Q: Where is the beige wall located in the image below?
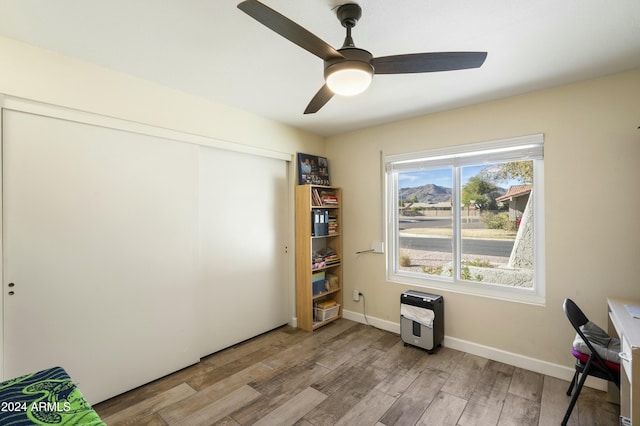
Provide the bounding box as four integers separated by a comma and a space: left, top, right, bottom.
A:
0, 36, 324, 155
326, 69, 640, 369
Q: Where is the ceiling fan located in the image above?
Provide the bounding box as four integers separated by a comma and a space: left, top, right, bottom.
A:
237, 0, 487, 114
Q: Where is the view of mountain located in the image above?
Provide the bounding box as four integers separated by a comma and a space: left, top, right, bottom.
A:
399, 184, 452, 204
399, 183, 506, 204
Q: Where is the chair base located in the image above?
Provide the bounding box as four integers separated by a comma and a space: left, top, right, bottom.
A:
566, 370, 579, 396
562, 358, 620, 426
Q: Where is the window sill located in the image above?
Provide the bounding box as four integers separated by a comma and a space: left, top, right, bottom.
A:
388, 272, 546, 307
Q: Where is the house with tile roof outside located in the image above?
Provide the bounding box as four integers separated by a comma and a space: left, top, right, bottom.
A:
496, 184, 533, 227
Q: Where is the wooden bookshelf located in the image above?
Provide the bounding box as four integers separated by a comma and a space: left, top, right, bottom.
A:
295, 185, 343, 331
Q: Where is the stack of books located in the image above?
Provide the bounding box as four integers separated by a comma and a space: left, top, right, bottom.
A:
312, 188, 338, 207
319, 191, 338, 206
311, 247, 339, 268
328, 215, 338, 234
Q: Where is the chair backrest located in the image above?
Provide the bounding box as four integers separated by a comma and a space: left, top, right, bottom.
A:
563, 298, 618, 380
564, 298, 589, 330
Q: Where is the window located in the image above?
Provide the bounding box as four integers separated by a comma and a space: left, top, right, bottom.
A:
385, 134, 544, 304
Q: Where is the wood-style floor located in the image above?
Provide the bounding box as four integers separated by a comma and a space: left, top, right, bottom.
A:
94, 319, 619, 426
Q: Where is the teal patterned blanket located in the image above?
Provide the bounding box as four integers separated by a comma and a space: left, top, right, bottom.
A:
0, 367, 105, 425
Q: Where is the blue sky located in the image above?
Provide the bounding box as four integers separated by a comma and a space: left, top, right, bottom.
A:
399, 165, 484, 189
398, 165, 521, 189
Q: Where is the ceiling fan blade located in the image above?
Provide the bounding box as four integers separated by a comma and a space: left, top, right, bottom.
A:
304, 84, 334, 114
372, 52, 487, 74
238, 0, 344, 61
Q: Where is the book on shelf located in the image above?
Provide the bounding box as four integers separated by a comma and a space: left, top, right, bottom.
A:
311, 188, 338, 207
311, 247, 340, 269
311, 188, 323, 206
328, 215, 338, 234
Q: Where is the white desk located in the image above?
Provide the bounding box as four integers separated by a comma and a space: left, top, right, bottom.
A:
608, 298, 640, 424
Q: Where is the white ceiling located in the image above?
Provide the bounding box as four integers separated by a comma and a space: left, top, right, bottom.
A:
1, 0, 639, 136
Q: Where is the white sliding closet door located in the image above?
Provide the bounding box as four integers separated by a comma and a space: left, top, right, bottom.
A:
198, 146, 289, 357
2, 110, 200, 403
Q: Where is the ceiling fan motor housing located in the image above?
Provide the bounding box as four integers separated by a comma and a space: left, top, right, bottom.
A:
324, 47, 373, 78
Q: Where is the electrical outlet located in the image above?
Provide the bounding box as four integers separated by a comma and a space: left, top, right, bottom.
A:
353, 289, 360, 302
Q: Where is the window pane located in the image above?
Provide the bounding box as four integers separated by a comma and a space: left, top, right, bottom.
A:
459, 161, 534, 287
396, 168, 453, 276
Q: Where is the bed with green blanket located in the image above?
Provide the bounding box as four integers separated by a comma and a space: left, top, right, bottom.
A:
0, 366, 105, 425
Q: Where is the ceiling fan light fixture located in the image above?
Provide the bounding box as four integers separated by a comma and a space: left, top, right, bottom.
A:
325, 60, 373, 96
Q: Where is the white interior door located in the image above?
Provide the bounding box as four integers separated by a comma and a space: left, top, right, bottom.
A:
198, 146, 289, 357
2, 109, 200, 403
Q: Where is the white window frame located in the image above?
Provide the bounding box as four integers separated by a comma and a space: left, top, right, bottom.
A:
385, 134, 545, 305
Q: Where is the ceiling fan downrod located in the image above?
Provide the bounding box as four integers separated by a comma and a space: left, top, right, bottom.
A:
337, 3, 361, 48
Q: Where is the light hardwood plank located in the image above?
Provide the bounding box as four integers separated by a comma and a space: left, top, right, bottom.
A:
231, 362, 332, 425
416, 391, 467, 426
210, 417, 240, 426
303, 365, 388, 426
127, 413, 172, 426
315, 324, 386, 370
102, 383, 196, 426
170, 384, 261, 426
412, 345, 466, 374
508, 367, 544, 403
186, 343, 283, 391
374, 367, 421, 399
458, 401, 501, 426
371, 330, 406, 352
334, 389, 397, 426
371, 340, 424, 374
497, 392, 540, 426
575, 385, 620, 426
252, 387, 327, 426
468, 359, 514, 409
94, 361, 205, 418
311, 346, 384, 396
259, 331, 329, 371
379, 368, 449, 426
538, 375, 578, 426
440, 352, 489, 400
200, 327, 297, 369
157, 362, 273, 424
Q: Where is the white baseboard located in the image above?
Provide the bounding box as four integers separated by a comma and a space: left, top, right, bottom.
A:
342, 309, 607, 391
342, 309, 400, 334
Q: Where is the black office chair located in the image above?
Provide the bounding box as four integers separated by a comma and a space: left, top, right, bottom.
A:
562, 298, 620, 426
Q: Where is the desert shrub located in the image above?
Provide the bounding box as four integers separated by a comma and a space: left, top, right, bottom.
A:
461, 265, 484, 282
422, 265, 443, 275
481, 212, 510, 230
466, 258, 492, 268
399, 253, 411, 267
